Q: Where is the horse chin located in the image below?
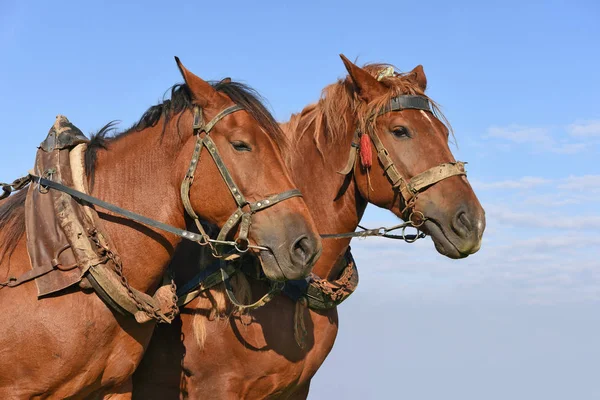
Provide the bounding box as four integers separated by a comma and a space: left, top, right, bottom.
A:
422, 219, 470, 259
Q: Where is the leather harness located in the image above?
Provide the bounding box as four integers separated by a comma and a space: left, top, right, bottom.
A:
181, 105, 302, 254
339, 94, 467, 220
1, 104, 303, 323
0, 94, 469, 326
171, 94, 470, 315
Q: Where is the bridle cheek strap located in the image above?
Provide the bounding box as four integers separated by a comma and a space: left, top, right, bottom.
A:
368, 127, 466, 203
180, 105, 244, 222
180, 105, 303, 253
216, 189, 303, 245
338, 94, 467, 213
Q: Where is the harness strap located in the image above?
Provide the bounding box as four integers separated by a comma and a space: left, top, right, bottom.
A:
221, 268, 284, 312
405, 162, 466, 198
202, 134, 247, 208
176, 255, 240, 307
368, 130, 405, 189
216, 189, 303, 244
86, 263, 172, 323
31, 175, 206, 243
0, 175, 31, 200
181, 105, 245, 222
379, 94, 432, 115
337, 130, 360, 176
182, 104, 303, 255
1, 263, 55, 287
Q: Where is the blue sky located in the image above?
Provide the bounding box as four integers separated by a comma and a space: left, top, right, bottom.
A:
1, 1, 599, 398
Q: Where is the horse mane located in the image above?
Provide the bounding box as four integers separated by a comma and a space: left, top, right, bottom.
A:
85, 80, 286, 184
0, 190, 27, 264
284, 63, 452, 151
0, 80, 284, 264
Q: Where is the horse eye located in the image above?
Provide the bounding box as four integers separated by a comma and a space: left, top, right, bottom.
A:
231, 140, 252, 152
391, 126, 411, 138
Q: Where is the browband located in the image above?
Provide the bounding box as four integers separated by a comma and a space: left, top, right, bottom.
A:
379, 95, 432, 115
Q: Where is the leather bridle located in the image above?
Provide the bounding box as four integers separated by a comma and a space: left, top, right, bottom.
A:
4, 104, 303, 258
339, 94, 467, 226
180, 104, 303, 255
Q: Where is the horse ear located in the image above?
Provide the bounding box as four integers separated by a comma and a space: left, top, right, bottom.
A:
339, 54, 386, 103
174, 57, 226, 108
407, 65, 427, 92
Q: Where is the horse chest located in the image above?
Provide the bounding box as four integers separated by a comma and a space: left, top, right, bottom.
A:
182, 305, 339, 399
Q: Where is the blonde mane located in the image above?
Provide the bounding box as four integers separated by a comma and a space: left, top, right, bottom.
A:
282, 63, 452, 153
193, 62, 453, 349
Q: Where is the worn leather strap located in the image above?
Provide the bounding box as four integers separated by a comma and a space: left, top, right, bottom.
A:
404, 162, 466, 198
31, 175, 206, 242
182, 104, 303, 254
339, 95, 467, 206
86, 263, 171, 323
181, 105, 245, 221
368, 130, 405, 188
337, 131, 360, 176
0, 175, 31, 200
216, 189, 303, 243
2, 263, 55, 287
221, 268, 284, 311
379, 94, 432, 115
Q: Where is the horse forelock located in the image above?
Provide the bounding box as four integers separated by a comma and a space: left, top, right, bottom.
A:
287, 62, 453, 152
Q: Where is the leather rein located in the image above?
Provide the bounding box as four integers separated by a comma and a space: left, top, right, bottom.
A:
0, 104, 302, 290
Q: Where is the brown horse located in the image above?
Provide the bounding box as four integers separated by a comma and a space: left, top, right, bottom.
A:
0, 59, 322, 398
132, 55, 486, 399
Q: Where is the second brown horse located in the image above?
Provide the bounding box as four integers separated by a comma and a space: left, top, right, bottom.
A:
132, 55, 485, 399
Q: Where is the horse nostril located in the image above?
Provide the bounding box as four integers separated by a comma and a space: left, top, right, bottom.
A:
292, 236, 310, 264
459, 212, 472, 231
452, 211, 472, 238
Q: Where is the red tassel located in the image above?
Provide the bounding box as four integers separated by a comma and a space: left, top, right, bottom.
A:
359, 134, 372, 168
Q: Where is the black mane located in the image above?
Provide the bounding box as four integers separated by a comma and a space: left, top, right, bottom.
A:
0, 80, 284, 260
85, 80, 285, 185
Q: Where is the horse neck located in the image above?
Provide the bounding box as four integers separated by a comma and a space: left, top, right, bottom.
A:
285, 109, 367, 281
90, 122, 187, 293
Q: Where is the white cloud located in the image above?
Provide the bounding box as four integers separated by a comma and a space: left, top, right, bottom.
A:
487, 206, 600, 230
568, 120, 600, 137
558, 175, 600, 192
551, 142, 588, 154
472, 176, 551, 190
487, 125, 553, 146
522, 193, 597, 206
473, 174, 600, 206
485, 123, 592, 154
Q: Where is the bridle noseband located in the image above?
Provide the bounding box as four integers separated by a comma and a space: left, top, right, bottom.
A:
180, 104, 302, 255
340, 94, 467, 225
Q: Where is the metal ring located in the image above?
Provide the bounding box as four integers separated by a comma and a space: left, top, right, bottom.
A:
401, 225, 420, 243
408, 211, 426, 228
234, 238, 250, 253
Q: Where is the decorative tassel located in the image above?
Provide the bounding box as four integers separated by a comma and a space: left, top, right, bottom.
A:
359, 134, 372, 169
